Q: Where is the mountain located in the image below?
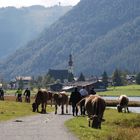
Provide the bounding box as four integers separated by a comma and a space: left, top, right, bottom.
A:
1, 0, 140, 80
0, 5, 72, 59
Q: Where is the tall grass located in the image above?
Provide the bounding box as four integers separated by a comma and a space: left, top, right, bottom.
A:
65, 109, 140, 140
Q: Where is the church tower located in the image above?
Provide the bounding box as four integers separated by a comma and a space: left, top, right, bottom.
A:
68, 54, 73, 74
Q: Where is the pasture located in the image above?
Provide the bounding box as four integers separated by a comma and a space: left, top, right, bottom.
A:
65, 108, 140, 140
98, 85, 140, 96
0, 96, 54, 121
5, 89, 38, 95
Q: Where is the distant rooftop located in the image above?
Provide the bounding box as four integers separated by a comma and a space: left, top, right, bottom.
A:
16, 76, 32, 81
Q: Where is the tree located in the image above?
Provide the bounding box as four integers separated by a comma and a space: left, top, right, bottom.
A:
102, 71, 108, 88
36, 76, 43, 88
29, 76, 35, 90
42, 74, 55, 88
112, 69, 123, 86
136, 72, 140, 84
78, 72, 85, 81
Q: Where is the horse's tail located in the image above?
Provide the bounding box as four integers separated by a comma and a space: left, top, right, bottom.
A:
76, 97, 86, 107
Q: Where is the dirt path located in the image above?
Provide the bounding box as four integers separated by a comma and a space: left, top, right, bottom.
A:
0, 107, 79, 140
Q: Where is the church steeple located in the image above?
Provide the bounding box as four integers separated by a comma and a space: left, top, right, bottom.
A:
68, 54, 73, 74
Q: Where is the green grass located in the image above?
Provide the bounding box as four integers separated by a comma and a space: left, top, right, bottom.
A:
0, 101, 54, 121
5, 89, 38, 95
65, 109, 140, 140
98, 85, 140, 96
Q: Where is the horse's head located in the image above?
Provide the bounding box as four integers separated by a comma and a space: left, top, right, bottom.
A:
117, 104, 122, 112
32, 102, 37, 112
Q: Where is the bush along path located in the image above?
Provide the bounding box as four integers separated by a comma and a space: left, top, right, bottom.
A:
0, 107, 79, 140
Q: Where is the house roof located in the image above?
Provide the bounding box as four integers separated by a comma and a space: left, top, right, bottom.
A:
16, 76, 32, 81
65, 80, 98, 87
48, 69, 69, 80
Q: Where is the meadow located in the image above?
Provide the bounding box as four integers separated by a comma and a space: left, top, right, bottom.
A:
0, 85, 140, 140
97, 85, 140, 96
65, 85, 140, 140
65, 109, 140, 140
4, 84, 140, 97
0, 97, 54, 121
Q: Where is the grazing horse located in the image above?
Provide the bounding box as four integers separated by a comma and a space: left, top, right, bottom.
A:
32, 89, 49, 113
117, 95, 129, 113
77, 95, 106, 129
53, 92, 69, 114
47, 91, 53, 106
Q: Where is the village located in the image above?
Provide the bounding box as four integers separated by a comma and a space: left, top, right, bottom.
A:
0, 54, 138, 93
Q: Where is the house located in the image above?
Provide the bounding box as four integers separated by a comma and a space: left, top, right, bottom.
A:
126, 75, 136, 84
14, 76, 32, 89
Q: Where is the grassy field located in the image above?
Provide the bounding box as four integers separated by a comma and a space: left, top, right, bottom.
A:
5, 89, 38, 95
0, 88, 54, 121
4, 85, 140, 97
0, 100, 54, 122
97, 85, 140, 96
65, 109, 140, 140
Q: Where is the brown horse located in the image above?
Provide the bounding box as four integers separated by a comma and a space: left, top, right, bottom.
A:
53, 92, 69, 114
32, 89, 51, 113
77, 95, 106, 129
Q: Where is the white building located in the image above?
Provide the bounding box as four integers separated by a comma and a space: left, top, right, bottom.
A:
15, 76, 32, 89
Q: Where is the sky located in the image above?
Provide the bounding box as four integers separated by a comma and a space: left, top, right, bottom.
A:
0, 0, 80, 8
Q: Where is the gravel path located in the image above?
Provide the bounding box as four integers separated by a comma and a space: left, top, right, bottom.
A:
0, 107, 79, 140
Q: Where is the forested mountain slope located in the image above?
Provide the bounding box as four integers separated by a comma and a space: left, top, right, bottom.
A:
0, 5, 71, 59
1, 0, 140, 79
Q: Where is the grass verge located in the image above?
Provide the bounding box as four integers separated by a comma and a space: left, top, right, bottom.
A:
0, 100, 54, 122
65, 108, 140, 140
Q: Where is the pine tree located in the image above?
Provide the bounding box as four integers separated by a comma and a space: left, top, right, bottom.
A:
112, 69, 123, 86
36, 76, 43, 88
78, 72, 85, 81
102, 71, 108, 88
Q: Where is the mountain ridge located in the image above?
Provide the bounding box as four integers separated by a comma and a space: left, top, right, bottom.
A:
1, 0, 140, 79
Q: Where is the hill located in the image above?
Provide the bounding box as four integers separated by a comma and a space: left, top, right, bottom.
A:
0, 5, 72, 59
1, 0, 140, 79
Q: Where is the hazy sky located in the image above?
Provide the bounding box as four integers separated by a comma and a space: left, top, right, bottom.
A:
0, 0, 80, 8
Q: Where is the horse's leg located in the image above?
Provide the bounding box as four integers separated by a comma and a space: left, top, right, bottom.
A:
41, 103, 46, 114
76, 105, 78, 116
127, 106, 129, 113
37, 104, 39, 112
41, 103, 44, 113
88, 118, 91, 127
61, 104, 64, 114
55, 104, 57, 114
44, 102, 47, 113
51, 99, 52, 107
66, 102, 68, 114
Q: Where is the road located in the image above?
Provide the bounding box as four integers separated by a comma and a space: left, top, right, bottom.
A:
0, 107, 79, 140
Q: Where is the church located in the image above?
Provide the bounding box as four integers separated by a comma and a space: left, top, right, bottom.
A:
47, 54, 74, 83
